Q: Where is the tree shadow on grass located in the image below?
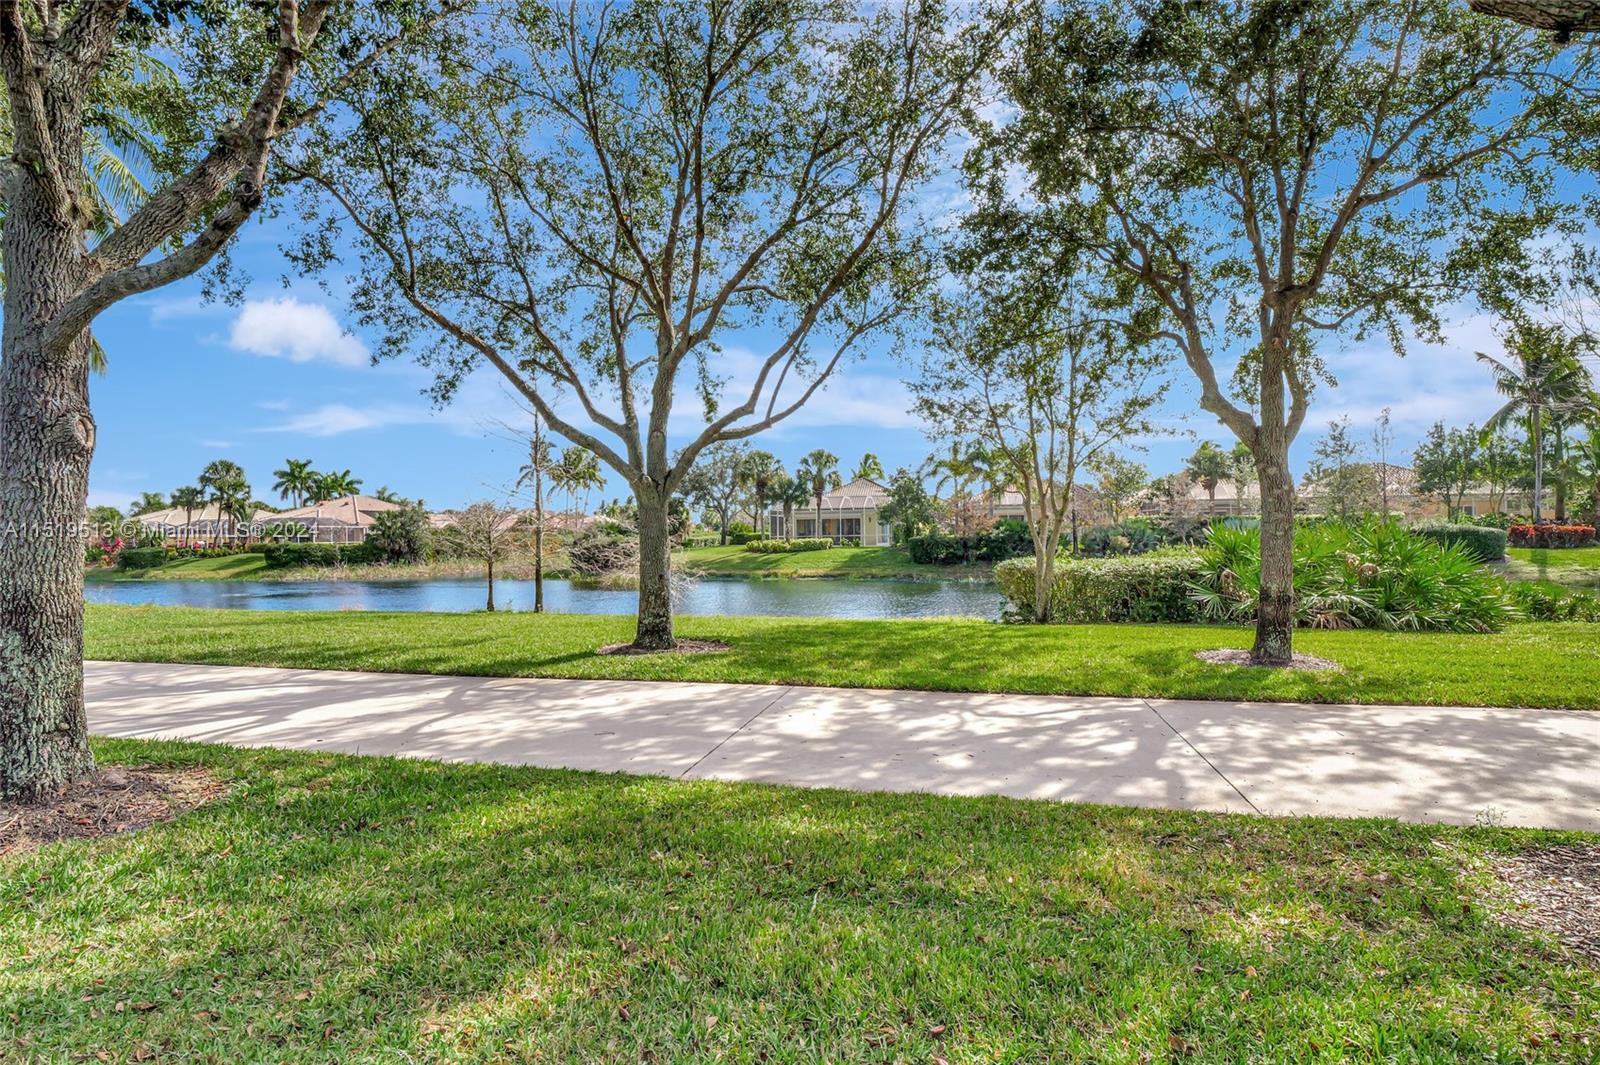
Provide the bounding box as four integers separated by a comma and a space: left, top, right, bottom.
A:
5, 745, 1595, 1061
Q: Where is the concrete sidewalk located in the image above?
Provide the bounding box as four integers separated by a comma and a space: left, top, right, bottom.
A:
85, 661, 1600, 831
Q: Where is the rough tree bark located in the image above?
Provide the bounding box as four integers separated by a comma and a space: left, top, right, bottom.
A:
1469, 0, 1600, 39
634, 484, 675, 650
0, 0, 422, 801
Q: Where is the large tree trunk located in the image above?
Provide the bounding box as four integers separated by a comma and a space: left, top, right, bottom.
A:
1252, 445, 1296, 666
0, 190, 98, 801
1031, 540, 1056, 623
633, 487, 675, 650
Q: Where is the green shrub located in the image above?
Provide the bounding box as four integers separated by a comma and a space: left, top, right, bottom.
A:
1192, 521, 1510, 632
262, 542, 344, 568
995, 553, 1206, 623
1509, 582, 1600, 622
975, 518, 1032, 561
117, 546, 167, 570
743, 537, 831, 553
727, 522, 761, 545
1411, 522, 1507, 561
1080, 517, 1164, 557
368, 505, 429, 562
908, 533, 965, 565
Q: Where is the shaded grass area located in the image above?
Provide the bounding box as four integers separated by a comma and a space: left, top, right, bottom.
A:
1505, 547, 1600, 592
2, 738, 1595, 1063
85, 604, 1600, 709
676, 544, 992, 580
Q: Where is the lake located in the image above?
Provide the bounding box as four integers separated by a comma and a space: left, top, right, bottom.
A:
85, 575, 1004, 620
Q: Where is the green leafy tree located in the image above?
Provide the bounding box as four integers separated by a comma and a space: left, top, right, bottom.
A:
0, 2, 450, 800
877, 468, 941, 543
681, 443, 752, 546
914, 255, 1168, 619
1413, 422, 1482, 521
796, 449, 842, 539
272, 459, 317, 508
1183, 442, 1234, 510
287, 2, 999, 650
369, 504, 428, 563
1304, 416, 1378, 522
1092, 453, 1148, 523
1228, 442, 1257, 516
990, 0, 1595, 663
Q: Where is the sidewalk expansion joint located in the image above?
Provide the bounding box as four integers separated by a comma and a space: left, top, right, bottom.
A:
679, 686, 794, 779
1142, 698, 1263, 816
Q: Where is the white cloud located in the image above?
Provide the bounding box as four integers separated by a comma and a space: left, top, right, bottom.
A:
199, 439, 237, 449
262, 403, 426, 437
228, 297, 368, 367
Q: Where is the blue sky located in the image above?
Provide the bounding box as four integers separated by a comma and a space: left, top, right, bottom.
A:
84, 183, 1572, 515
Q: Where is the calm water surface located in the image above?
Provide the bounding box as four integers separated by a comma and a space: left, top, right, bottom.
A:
86, 575, 1003, 620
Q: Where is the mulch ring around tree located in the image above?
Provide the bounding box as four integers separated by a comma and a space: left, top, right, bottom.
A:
0, 767, 224, 860
1494, 844, 1600, 965
1194, 648, 1344, 672
597, 639, 731, 656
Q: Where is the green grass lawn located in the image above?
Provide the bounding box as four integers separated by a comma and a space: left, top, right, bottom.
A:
1502, 547, 1600, 592
676, 543, 991, 580
85, 553, 271, 581
2, 738, 1595, 1063
85, 604, 1600, 709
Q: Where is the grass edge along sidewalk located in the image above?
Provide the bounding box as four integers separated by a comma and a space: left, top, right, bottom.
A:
84, 604, 1600, 710
2, 738, 1597, 1062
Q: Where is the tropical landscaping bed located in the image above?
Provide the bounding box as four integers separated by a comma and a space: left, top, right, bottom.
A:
3, 739, 1598, 1062
85, 605, 1600, 709
87, 552, 574, 584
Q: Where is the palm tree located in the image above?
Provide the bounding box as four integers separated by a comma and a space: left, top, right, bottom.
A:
0, 51, 177, 374
170, 485, 205, 547
741, 450, 785, 533
198, 460, 250, 543
515, 418, 556, 612
553, 446, 605, 514
1477, 319, 1595, 523
853, 452, 885, 482
772, 474, 811, 539
926, 441, 983, 499
129, 491, 167, 517
796, 449, 841, 539
311, 470, 364, 503
272, 459, 317, 508
1185, 441, 1234, 509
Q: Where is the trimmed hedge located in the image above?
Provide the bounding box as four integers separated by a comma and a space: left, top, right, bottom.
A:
743, 537, 831, 553
995, 553, 1206, 623
116, 546, 168, 570
1410, 522, 1507, 562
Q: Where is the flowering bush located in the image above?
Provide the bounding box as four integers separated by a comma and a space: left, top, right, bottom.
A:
1508, 524, 1596, 549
